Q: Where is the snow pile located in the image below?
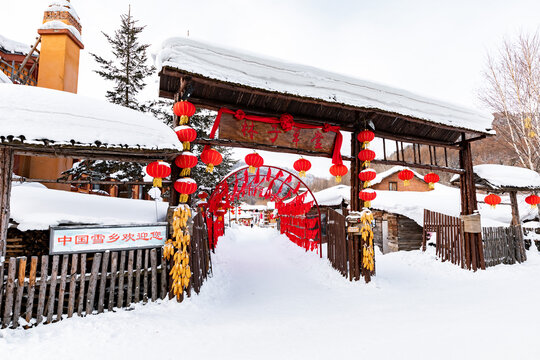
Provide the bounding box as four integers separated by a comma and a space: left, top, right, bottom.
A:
10, 183, 168, 231
2, 226, 539, 359
0, 84, 181, 151
39, 20, 83, 45
157, 37, 493, 134
473, 164, 540, 190
0, 34, 32, 55
371, 165, 425, 186
308, 184, 350, 207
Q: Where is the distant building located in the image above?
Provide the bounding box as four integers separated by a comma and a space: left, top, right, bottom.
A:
371, 166, 431, 192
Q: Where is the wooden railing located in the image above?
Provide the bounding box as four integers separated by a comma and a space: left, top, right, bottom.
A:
326, 209, 348, 277
0, 247, 168, 329
423, 209, 465, 268
483, 226, 527, 267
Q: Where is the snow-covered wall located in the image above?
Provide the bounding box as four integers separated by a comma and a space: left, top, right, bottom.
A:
157, 37, 493, 134
0, 84, 181, 151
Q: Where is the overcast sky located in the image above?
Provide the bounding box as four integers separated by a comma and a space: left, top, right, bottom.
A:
2, 0, 540, 177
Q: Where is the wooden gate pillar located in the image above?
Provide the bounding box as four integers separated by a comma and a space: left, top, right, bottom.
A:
0, 146, 14, 263
458, 136, 485, 270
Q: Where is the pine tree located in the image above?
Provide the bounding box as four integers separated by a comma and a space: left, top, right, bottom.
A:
91, 7, 155, 110
64, 8, 155, 190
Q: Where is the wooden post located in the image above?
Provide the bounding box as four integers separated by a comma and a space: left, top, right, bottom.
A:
458, 136, 485, 270
0, 146, 14, 264
509, 191, 521, 226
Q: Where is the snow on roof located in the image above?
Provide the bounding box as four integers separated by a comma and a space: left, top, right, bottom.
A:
371, 166, 425, 186
0, 84, 182, 151
157, 37, 493, 134
0, 71, 12, 84
39, 20, 82, 45
309, 185, 350, 207
10, 183, 168, 231
0, 34, 33, 56
473, 164, 540, 190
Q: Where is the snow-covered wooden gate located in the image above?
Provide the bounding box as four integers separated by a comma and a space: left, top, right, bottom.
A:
326, 209, 348, 277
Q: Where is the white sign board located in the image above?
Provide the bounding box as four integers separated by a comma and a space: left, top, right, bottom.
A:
49, 223, 168, 255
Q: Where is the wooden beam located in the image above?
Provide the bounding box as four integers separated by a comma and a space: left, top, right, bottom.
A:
371, 159, 465, 175
509, 191, 521, 226
189, 97, 354, 130
0, 146, 14, 263
15, 178, 170, 186
375, 130, 461, 149
194, 137, 355, 162
3, 143, 178, 163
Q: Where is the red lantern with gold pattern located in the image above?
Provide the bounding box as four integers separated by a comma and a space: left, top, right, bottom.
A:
174, 152, 198, 177
174, 178, 197, 203
357, 130, 375, 147
359, 189, 377, 208
329, 164, 348, 183
525, 194, 540, 208
358, 149, 376, 167
175, 125, 197, 150
173, 101, 196, 125
293, 158, 312, 178
245, 152, 264, 174
484, 194, 501, 209
359, 169, 377, 188
424, 173, 440, 190
145, 161, 171, 188
398, 169, 414, 186
201, 148, 222, 173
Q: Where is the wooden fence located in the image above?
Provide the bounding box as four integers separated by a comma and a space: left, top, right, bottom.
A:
483, 226, 527, 267
326, 209, 348, 277
0, 213, 212, 329
0, 247, 168, 329
423, 209, 465, 268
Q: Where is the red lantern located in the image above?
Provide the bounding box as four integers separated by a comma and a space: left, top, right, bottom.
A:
201, 148, 223, 173
197, 200, 208, 211
398, 169, 414, 186
245, 152, 264, 174
174, 178, 197, 203
329, 164, 348, 183
424, 173, 440, 190
145, 161, 171, 188
173, 101, 196, 125
216, 209, 227, 221
484, 194, 501, 209
359, 189, 377, 208
357, 130, 375, 147
293, 158, 312, 177
174, 152, 198, 177
197, 191, 209, 200
525, 194, 540, 208
358, 169, 377, 188
174, 126, 197, 150
358, 149, 376, 167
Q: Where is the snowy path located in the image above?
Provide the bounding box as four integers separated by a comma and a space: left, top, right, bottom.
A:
2, 226, 540, 359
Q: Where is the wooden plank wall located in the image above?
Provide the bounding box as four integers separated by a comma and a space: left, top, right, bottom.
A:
0, 247, 169, 329
482, 226, 527, 267
423, 209, 465, 268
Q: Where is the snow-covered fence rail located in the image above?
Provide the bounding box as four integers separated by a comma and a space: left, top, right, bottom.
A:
0, 247, 168, 329
482, 226, 527, 267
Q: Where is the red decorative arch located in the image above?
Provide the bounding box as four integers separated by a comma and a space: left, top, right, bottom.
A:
205, 165, 323, 257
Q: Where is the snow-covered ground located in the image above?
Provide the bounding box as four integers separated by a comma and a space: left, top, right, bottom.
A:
2, 226, 539, 359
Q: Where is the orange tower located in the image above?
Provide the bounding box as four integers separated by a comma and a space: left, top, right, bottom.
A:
17, 1, 84, 189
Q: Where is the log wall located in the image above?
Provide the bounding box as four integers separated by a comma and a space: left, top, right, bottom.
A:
482, 226, 527, 267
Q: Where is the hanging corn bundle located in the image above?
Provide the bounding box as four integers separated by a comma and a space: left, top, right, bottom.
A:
164, 205, 192, 300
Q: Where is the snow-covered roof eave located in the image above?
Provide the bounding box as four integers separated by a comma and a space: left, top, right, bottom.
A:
0, 84, 182, 152
157, 37, 494, 135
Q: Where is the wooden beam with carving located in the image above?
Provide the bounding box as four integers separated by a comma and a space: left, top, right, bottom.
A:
218, 112, 337, 156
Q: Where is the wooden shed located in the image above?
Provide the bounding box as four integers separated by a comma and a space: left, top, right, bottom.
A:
372, 210, 423, 253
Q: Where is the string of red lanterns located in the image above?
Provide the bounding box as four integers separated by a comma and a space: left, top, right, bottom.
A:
398, 169, 414, 186
145, 161, 171, 188
175, 152, 198, 177
484, 193, 501, 209
424, 172, 440, 190
525, 194, 540, 208
201, 148, 223, 173
329, 164, 348, 183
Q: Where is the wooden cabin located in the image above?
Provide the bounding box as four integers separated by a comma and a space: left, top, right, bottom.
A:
372, 210, 424, 253
371, 166, 431, 192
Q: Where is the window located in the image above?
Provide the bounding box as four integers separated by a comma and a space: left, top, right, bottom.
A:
389, 182, 398, 191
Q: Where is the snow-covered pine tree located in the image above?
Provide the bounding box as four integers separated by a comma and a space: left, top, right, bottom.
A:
64, 8, 155, 193
91, 6, 155, 110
